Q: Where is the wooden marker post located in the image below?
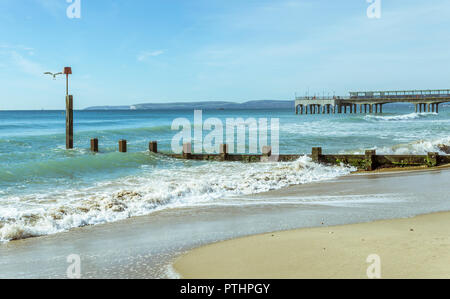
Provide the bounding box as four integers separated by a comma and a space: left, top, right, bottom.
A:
64, 67, 73, 149
66, 95, 73, 149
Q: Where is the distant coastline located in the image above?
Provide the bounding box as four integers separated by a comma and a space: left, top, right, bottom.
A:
84, 100, 293, 111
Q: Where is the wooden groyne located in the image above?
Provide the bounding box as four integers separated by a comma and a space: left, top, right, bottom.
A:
89, 139, 450, 171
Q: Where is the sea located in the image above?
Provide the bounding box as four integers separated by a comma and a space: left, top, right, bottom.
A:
1, 104, 449, 242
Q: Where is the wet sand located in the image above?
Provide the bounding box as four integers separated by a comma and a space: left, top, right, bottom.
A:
1, 167, 450, 278
174, 212, 450, 279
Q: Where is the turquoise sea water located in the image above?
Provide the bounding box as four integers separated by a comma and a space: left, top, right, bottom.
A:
0, 104, 449, 241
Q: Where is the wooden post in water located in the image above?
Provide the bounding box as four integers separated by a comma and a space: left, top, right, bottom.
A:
64, 67, 73, 149
149, 141, 158, 153
220, 144, 228, 161
261, 145, 272, 162
65, 95, 73, 149
183, 142, 192, 159
427, 152, 439, 167
119, 140, 127, 153
90, 138, 98, 152
312, 147, 322, 163
365, 150, 377, 171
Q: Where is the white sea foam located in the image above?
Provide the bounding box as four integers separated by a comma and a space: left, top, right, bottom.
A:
371, 136, 450, 155
0, 156, 355, 242
364, 112, 437, 122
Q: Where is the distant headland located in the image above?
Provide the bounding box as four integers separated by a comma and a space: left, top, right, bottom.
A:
84, 100, 293, 111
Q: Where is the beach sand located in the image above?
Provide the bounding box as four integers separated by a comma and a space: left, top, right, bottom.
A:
174, 212, 450, 279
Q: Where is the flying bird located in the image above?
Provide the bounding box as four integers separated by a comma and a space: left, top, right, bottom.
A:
44, 72, 63, 80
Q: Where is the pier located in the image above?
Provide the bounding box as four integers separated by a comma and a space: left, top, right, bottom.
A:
295, 89, 450, 115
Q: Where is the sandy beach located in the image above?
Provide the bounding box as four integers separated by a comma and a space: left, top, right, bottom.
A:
174, 211, 450, 279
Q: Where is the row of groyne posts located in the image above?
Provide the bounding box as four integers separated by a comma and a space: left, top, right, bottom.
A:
85, 139, 449, 171
295, 89, 450, 115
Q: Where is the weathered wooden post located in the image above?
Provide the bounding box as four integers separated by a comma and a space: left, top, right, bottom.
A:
261, 145, 272, 162
312, 147, 322, 163
119, 140, 127, 153
183, 142, 192, 159
64, 67, 73, 149
65, 95, 73, 149
220, 144, 228, 161
365, 150, 377, 171
149, 141, 158, 153
90, 138, 98, 153
427, 152, 439, 167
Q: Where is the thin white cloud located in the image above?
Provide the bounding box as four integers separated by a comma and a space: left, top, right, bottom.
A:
10, 51, 44, 76
137, 50, 165, 61
33, 0, 65, 17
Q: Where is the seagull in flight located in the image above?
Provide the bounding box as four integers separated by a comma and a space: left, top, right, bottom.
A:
44, 72, 63, 80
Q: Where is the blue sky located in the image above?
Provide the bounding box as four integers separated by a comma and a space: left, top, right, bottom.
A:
0, 0, 450, 110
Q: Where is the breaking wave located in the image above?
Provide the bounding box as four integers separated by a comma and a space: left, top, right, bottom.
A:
364, 112, 437, 122
0, 156, 355, 242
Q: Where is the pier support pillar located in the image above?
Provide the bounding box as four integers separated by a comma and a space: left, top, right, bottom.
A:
66, 95, 74, 149
436, 103, 439, 113
415, 104, 418, 113
183, 143, 192, 159
427, 152, 439, 167
327, 104, 330, 114
119, 140, 127, 153
365, 150, 377, 171
380, 104, 383, 114
312, 147, 322, 163
90, 138, 98, 153
149, 141, 158, 153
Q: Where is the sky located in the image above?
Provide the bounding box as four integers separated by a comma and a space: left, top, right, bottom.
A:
0, 0, 450, 110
